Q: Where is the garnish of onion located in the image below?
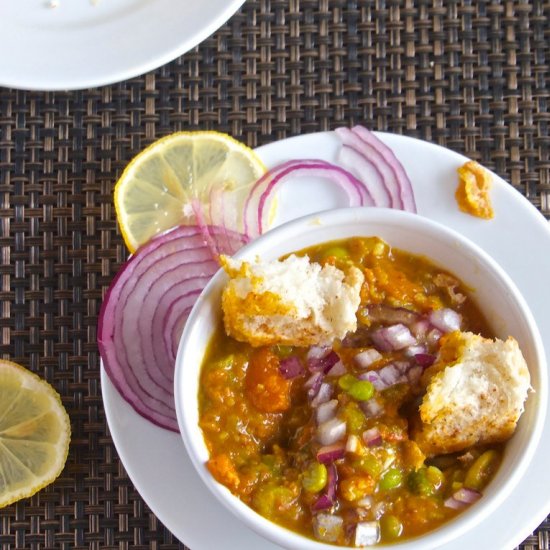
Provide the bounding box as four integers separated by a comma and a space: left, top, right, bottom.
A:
98, 225, 247, 431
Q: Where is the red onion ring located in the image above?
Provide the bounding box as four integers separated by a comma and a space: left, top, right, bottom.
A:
98, 225, 247, 431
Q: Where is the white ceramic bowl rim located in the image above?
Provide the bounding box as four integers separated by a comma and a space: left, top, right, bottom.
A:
175, 207, 547, 550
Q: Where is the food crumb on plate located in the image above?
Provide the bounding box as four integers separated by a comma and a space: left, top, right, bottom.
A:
455, 160, 494, 220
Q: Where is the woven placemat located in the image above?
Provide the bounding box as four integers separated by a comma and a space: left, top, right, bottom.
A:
0, 0, 549, 548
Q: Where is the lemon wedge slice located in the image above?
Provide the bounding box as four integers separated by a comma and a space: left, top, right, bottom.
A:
0, 359, 71, 507
114, 131, 266, 253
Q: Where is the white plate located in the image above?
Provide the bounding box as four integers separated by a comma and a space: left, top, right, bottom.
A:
0, 0, 245, 91
101, 131, 550, 550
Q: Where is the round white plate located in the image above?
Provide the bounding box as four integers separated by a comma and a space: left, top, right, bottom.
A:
0, 0, 245, 91
101, 131, 550, 550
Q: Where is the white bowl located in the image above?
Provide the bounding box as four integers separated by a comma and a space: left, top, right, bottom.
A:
175, 207, 547, 550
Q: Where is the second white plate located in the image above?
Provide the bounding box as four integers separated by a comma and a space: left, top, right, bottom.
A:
0, 0, 245, 90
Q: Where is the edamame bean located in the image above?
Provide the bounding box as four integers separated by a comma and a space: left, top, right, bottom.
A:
322, 246, 349, 260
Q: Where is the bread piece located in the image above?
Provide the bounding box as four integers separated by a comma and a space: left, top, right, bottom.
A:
412, 331, 530, 456
221, 254, 364, 347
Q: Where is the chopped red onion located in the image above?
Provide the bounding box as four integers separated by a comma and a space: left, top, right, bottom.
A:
307, 345, 330, 361
360, 398, 384, 418
429, 308, 462, 333
410, 318, 430, 339
359, 361, 412, 390
312, 512, 343, 541
308, 350, 340, 373
317, 417, 347, 446
404, 344, 427, 357
414, 353, 436, 368
311, 382, 333, 407
317, 443, 346, 464
444, 487, 482, 509
311, 495, 335, 512
454, 487, 482, 504
362, 427, 382, 447
305, 372, 324, 399
326, 463, 338, 500
326, 360, 347, 377
371, 324, 417, 352
353, 521, 380, 547
278, 356, 304, 379
316, 399, 339, 424
345, 434, 361, 453
354, 349, 382, 369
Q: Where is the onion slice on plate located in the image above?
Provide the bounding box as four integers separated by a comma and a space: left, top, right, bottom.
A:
98, 225, 247, 432
242, 159, 375, 238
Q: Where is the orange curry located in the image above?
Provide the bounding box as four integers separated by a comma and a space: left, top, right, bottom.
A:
198, 237, 501, 546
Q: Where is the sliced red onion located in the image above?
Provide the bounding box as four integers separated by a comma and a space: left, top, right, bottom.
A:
353, 521, 380, 547
414, 353, 436, 368
305, 372, 324, 399
279, 356, 305, 379
429, 308, 462, 333
360, 398, 384, 418
243, 159, 375, 239
311, 495, 335, 512
354, 348, 383, 369
336, 144, 391, 208
345, 434, 361, 453
317, 443, 346, 464
98, 225, 247, 432
363, 304, 420, 327
316, 399, 339, 424
362, 427, 383, 447
311, 382, 333, 407
308, 350, 340, 373
317, 417, 347, 446
326, 360, 347, 377
351, 125, 417, 212
326, 463, 338, 500
371, 324, 417, 352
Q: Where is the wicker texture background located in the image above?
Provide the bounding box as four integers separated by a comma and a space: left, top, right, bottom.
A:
0, 0, 549, 548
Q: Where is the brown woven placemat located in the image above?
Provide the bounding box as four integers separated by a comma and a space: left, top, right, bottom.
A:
0, 0, 549, 548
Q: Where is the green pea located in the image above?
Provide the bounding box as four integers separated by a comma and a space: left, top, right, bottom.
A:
302, 462, 328, 493
252, 483, 296, 519
348, 380, 375, 401
338, 374, 357, 391
426, 465, 445, 488
341, 402, 366, 434
379, 468, 403, 490
322, 246, 349, 260
355, 454, 382, 478
464, 450, 500, 490
380, 514, 403, 540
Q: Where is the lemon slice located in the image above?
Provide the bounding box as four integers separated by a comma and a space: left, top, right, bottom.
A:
114, 131, 267, 253
0, 360, 71, 507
